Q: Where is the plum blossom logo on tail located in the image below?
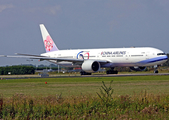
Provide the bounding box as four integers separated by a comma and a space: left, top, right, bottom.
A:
44, 36, 53, 51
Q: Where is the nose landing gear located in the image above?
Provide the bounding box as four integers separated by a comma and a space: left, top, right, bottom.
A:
154, 65, 159, 73
154, 69, 158, 73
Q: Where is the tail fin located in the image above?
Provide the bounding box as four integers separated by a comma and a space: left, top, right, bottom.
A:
40, 24, 59, 52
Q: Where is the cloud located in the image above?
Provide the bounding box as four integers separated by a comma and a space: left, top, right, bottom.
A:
28, 5, 61, 15
108, 20, 119, 31
46, 5, 61, 15
0, 4, 14, 13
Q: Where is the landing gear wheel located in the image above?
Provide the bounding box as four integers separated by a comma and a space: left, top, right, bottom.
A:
80, 71, 91, 75
154, 70, 158, 73
106, 70, 118, 74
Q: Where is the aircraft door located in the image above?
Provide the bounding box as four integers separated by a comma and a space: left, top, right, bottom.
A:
146, 51, 150, 60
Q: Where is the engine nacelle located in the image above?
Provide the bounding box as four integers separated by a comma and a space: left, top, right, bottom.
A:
81, 60, 100, 73
130, 66, 146, 71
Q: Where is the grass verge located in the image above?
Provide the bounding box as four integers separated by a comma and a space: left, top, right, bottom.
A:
0, 75, 169, 119
0, 89, 169, 119
0, 75, 169, 97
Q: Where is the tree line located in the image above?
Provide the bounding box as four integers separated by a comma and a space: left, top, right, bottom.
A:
0, 66, 35, 75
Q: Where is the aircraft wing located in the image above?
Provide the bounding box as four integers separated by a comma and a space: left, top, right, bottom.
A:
5, 55, 84, 62
3, 53, 109, 63
0, 55, 6, 57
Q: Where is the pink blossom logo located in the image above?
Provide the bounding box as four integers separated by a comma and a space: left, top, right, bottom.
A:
44, 36, 53, 51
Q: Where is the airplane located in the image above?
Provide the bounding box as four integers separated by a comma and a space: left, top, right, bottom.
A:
4, 24, 168, 75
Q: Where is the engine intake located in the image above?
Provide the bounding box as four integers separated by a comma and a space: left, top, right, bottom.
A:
81, 60, 100, 73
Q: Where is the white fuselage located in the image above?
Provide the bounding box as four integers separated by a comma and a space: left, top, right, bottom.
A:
41, 47, 168, 68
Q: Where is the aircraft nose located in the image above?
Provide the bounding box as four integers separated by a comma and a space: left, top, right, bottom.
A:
164, 54, 168, 61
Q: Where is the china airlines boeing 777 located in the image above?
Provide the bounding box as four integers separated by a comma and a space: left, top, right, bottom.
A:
5, 24, 168, 75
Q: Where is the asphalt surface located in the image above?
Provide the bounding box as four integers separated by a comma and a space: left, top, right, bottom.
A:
89, 73, 169, 77
1, 73, 169, 80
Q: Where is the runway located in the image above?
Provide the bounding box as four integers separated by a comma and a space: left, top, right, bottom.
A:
87, 73, 169, 77
1, 73, 169, 79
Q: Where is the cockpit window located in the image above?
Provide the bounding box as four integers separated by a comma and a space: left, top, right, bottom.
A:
157, 53, 166, 55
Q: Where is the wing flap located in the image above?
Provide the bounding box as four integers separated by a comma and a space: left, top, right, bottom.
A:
15, 53, 46, 57
6, 55, 84, 62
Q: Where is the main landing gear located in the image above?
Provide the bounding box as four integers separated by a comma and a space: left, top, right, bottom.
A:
106, 68, 118, 74
80, 71, 91, 75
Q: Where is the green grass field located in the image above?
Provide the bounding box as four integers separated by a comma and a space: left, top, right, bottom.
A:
0, 75, 169, 97
1, 75, 169, 119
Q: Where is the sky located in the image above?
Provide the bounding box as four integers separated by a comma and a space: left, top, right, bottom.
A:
0, 0, 169, 66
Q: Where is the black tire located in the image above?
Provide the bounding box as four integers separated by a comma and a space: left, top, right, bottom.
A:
106, 70, 118, 74
80, 71, 91, 75
154, 70, 158, 73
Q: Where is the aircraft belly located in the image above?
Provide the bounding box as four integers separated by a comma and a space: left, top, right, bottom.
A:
52, 61, 80, 67
141, 60, 167, 66
137, 56, 168, 66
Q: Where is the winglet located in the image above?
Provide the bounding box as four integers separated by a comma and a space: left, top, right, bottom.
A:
40, 24, 59, 52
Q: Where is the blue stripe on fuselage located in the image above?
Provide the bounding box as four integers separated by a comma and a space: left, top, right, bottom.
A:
138, 55, 168, 64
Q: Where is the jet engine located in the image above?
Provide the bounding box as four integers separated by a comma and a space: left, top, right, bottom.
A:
130, 66, 146, 71
81, 60, 100, 73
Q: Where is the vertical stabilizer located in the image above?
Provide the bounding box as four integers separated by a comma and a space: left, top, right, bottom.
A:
40, 24, 59, 52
